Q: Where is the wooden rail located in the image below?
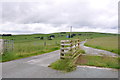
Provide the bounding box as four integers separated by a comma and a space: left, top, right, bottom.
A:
60, 39, 80, 59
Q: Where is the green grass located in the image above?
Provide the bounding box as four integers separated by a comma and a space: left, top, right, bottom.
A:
84, 36, 119, 55
76, 55, 120, 69
49, 49, 86, 72
49, 58, 76, 72
1, 39, 61, 62
1, 45, 60, 62
0, 32, 118, 62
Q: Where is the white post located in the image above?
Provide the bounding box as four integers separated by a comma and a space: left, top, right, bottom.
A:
70, 26, 72, 38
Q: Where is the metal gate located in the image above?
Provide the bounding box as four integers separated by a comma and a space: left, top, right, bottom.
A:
0, 39, 14, 54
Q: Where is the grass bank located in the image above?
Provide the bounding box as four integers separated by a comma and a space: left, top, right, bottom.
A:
76, 55, 120, 69
49, 58, 76, 72
1, 45, 59, 62
84, 36, 119, 55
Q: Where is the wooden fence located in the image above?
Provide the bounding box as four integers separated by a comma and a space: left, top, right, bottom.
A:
60, 39, 80, 59
0, 39, 14, 54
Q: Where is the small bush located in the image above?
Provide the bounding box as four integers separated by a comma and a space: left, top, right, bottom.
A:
49, 58, 76, 72
79, 50, 85, 54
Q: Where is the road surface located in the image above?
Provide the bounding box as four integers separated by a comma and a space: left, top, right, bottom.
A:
1, 42, 119, 78
80, 40, 119, 57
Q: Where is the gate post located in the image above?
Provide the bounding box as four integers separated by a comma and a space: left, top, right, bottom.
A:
0, 39, 4, 54
60, 40, 65, 59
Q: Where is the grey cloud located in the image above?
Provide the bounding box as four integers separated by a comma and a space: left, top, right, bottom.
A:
0, 0, 119, 34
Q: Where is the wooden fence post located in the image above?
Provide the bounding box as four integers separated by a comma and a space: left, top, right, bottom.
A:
60, 39, 80, 59
44, 41, 46, 46
55, 41, 57, 45
60, 41, 65, 59
75, 40, 77, 50
11, 40, 14, 51
70, 40, 73, 52
78, 39, 80, 48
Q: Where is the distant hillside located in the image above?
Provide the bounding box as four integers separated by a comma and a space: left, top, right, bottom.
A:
1, 32, 117, 42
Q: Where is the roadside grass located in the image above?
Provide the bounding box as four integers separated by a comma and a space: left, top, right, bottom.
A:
1, 45, 59, 62
49, 58, 76, 72
84, 36, 119, 55
76, 55, 120, 69
49, 49, 85, 72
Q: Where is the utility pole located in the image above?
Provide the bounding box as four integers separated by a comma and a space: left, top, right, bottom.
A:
70, 26, 72, 38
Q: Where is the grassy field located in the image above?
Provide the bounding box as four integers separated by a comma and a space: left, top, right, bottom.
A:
76, 55, 120, 69
84, 36, 119, 55
0, 32, 117, 62
1, 39, 61, 62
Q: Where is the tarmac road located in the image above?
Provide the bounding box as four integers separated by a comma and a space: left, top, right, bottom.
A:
1, 42, 118, 78
80, 40, 119, 57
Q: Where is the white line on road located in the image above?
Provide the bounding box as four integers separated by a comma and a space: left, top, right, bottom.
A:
77, 66, 118, 71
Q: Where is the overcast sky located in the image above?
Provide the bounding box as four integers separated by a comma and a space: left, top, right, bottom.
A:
0, 0, 119, 34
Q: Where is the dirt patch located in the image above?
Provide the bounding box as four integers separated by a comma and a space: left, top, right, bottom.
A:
75, 55, 120, 69
75, 55, 88, 64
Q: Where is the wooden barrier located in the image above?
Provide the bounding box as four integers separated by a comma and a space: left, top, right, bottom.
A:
60, 39, 80, 59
